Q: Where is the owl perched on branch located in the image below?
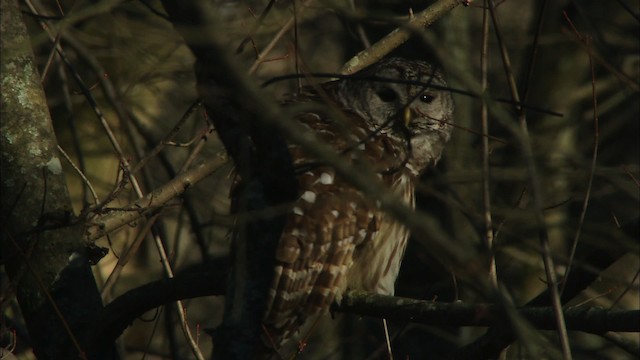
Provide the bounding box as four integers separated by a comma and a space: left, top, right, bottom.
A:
218, 57, 454, 359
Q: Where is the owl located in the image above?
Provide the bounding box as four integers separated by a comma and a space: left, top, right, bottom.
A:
221, 57, 454, 359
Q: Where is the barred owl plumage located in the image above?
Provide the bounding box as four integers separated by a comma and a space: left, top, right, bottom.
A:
252, 57, 454, 355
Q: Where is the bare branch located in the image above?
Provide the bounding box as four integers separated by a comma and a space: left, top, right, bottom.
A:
341, 0, 465, 75
334, 291, 640, 334
89, 276, 639, 355
85, 154, 228, 241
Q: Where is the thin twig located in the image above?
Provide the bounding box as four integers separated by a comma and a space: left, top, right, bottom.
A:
488, 1, 572, 358
100, 214, 160, 301
150, 226, 206, 360
177, 123, 215, 174
349, 0, 371, 48
480, 0, 497, 288
86, 154, 228, 241
40, 32, 61, 83
561, 30, 640, 92
236, 0, 278, 54
560, 12, 599, 298
57, 145, 100, 205
247, 0, 314, 75
519, 0, 548, 106
131, 100, 203, 174
609, 268, 640, 310
382, 318, 394, 360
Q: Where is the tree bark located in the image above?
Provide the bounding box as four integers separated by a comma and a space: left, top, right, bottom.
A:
0, 1, 115, 358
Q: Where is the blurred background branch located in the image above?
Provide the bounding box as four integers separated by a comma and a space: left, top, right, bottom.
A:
1, 0, 637, 359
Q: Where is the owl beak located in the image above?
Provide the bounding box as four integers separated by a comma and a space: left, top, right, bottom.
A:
403, 107, 413, 126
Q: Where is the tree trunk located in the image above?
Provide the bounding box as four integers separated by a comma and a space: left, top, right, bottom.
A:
0, 1, 116, 358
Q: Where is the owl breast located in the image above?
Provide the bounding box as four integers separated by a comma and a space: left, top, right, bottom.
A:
346, 172, 414, 295
261, 109, 414, 342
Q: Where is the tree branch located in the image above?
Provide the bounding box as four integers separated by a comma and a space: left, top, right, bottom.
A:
86, 269, 227, 353
84, 154, 228, 242
335, 291, 640, 334
341, 0, 465, 74
450, 248, 628, 359
86, 275, 639, 354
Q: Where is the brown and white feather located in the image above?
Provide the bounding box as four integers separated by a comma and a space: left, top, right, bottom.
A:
259, 57, 454, 353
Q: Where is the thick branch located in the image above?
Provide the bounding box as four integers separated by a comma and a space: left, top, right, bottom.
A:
450, 249, 627, 359
334, 291, 640, 334
86, 270, 227, 353
88, 275, 639, 353
84, 154, 227, 241
341, 0, 464, 74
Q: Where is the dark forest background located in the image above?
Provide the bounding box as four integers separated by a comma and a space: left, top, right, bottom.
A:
1, 0, 638, 359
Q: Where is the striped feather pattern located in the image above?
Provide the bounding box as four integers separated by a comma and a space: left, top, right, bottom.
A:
257, 58, 454, 356
261, 106, 415, 348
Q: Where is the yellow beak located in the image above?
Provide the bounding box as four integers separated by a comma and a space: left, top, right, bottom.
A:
403, 107, 412, 127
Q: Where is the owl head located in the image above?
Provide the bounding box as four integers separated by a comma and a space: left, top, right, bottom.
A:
332, 57, 454, 174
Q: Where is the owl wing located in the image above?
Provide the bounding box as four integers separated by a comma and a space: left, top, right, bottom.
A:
261, 105, 407, 346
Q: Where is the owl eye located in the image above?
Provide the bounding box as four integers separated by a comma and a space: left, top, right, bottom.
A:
376, 87, 398, 103
420, 93, 436, 103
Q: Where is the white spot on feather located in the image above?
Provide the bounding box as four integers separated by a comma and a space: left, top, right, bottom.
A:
304, 113, 322, 121
319, 243, 331, 253
406, 163, 419, 176
293, 206, 304, 216
316, 287, 331, 296
301, 190, 316, 203
327, 264, 341, 275
319, 172, 334, 185
274, 265, 283, 276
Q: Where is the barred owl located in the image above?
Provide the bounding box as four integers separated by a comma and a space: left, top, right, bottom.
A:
252, 57, 454, 356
